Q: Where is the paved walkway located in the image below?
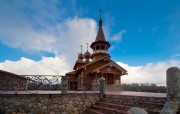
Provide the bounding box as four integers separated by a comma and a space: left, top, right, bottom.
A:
0, 90, 98, 94
105, 91, 166, 98
0, 90, 166, 98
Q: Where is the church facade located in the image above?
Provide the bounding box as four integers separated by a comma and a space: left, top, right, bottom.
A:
66, 15, 127, 90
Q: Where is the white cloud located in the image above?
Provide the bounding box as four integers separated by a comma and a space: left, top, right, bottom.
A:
1, 0, 178, 86
55, 17, 96, 66
111, 30, 127, 42
0, 56, 70, 75
0, 1, 97, 69
171, 54, 180, 58
0, 0, 60, 52
117, 60, 180, 85
1, 57, 179, 85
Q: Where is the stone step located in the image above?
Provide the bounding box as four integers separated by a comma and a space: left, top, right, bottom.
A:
82, 94, 166, 114
146, 108, 162, 114
96, 102, 129, 111
101, 98, 165, 109
82, 99, 164, 114
91, 105, 126, 114
96, 102, 162, 114
82, 108, 104, 114
83, 101, 163, 114
104, 95, 166, 103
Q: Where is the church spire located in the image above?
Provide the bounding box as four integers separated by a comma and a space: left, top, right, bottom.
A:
90, 10, 111, 61
99, 9, 103, 26
95, 9, 106, 42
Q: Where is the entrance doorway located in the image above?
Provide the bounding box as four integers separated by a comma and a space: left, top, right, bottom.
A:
69, 82, 78, 90
107, 74, 113, 84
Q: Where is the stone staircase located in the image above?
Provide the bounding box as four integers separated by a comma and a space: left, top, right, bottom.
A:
82, 94, 166, 114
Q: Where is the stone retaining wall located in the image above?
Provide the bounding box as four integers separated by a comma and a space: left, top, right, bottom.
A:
0, 93, 100, 114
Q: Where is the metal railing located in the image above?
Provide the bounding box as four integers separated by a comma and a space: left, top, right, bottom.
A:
25, 75, 63, 90
0, 75, 101, 94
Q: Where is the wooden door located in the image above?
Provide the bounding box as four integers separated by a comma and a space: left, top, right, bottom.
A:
107, 74, 113, 84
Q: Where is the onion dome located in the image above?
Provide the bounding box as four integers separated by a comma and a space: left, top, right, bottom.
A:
84, 51, 91, 59
78, 53, 84, 60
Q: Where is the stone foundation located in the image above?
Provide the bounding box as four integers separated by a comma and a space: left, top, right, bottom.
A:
0, 93, 100, 114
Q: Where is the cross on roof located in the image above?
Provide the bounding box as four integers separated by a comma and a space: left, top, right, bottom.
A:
99, 9, 103, 19
86, 43, 89, 51
80, 45, 83, 53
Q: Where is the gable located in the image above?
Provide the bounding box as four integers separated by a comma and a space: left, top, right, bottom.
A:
80, 56, 110, 69
100, 65, 123, 74
73, 61, 87, 70
79, 56, 127, 76
82, 59, 110, 75
91, 62, 127, 75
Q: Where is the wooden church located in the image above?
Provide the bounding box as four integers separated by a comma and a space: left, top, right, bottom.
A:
66, 12, 127, 90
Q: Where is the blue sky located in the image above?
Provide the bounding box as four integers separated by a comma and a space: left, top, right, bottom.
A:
79, 0, 180, 65
0, 0, 179, 84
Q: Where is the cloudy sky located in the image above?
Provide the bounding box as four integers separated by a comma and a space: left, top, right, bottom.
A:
0, 0, 180, 85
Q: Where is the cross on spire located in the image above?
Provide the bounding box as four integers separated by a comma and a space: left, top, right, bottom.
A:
99, 9, 103, 19
86, 43, 89, 51
98, 9, 103, 26
80, 45, 83, 54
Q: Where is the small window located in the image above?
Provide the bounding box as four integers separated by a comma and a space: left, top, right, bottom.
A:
96, 45, 100, 50
101, 45, 105, 50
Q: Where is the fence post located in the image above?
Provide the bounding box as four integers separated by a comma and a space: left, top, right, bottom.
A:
61, 76, 68, 94
166, 67, 180, 101
99, 77, 105, 99
160, 67, 180, 114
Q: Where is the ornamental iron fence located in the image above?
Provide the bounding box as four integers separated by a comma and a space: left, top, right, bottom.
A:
0, 74, 101, 94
